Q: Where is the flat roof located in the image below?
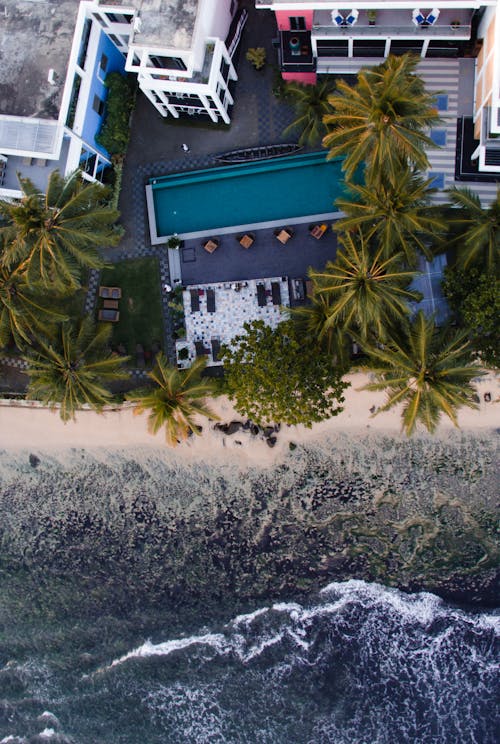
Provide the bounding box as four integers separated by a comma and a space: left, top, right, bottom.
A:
0, 0, 81, 119
131, 0, 198, 50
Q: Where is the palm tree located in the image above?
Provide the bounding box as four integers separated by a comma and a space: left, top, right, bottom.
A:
0, 261, 67, 349
24, 317, 129, 421
310, 230, 420, 340
334, 168, 444, 264
0, 170, 122, 291
322, 54, 440, 184
282, 78, 336, 146
288, 286, 350, 366
446, 186, 500, 273
126, 354, 218, 446
359, 310, 483, 436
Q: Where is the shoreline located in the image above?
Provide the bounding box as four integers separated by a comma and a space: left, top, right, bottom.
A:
0, 371, 498, 464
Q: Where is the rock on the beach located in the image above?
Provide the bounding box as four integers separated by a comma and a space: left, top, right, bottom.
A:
225, 421, 243, 435
266, 436, 277, 448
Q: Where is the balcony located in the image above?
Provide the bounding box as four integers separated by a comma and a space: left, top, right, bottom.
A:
312, 8, 472, 40
279, 30, 315, 73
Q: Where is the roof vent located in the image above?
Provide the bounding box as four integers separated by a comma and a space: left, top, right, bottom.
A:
47, 69, 57, 85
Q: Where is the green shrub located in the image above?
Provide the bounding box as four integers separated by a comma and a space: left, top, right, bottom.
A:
96, 72, 137, 156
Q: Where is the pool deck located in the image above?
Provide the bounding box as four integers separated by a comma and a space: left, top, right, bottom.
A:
173, 219, 339, 287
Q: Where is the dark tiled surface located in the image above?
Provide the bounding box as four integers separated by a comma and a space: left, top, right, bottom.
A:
180, 224, 337, 286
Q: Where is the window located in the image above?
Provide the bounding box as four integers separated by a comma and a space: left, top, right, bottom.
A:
99, 53, 108, 73
106, 12, 132, 24
429, 172, 445, 189
150, 55, 187, 71
436, 94, 448, 112
78, 18, 92, 69
108, 34, 122, 47
290, 17, 306, 31
430, 129, 447, 146
92, 94, 105, 116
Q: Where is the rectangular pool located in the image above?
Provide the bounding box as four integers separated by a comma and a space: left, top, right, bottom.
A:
146, 152, 345, 243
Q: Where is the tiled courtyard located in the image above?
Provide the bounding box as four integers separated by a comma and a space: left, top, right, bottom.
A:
177, 277, 291, 368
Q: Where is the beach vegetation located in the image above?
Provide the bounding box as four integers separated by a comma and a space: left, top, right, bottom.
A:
309, 230, 420, 341
24, 316, 129, 422
442, 267, 500, 369
287, 290, 350, 367
445, 186, 500, 272
126, 354, 218, 446
0, 261, 68, 349
0, 170, 122, 292
359, 310, 484, 435
322, 53, 440, 185
219, 319, 348, 427
282, 77, 336, 146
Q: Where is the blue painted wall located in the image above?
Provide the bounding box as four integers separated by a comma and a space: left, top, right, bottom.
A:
80, 29, 126, 160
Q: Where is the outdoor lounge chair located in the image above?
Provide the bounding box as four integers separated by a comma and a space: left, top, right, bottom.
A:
98, 309, 120, 322
211, 339, 221, 362
256, 283, 267, 307
271, 282, 281, 305
195, 340, 209, 357
238, 233, 254, 249
190, 289, 200, 312
206, 289, 216, 313
99, 286, 122, 299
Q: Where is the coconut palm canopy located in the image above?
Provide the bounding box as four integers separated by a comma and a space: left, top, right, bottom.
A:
447, 186, 500, 273
334, 168, 444, 264
24, 317, 129, 422
126, 354, 218, 446
360, 310, 483, 435
310, 230, 420, 341
288, 288, 350, 366
0, 170, 122, 291
323, 54, 440, 184
0, 261, 67, 349
282, 77, 336, 146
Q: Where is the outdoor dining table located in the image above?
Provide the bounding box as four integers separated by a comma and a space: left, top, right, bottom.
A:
276, 229, 292, 244
203, 239, 218, 253
239, 234, 254, 249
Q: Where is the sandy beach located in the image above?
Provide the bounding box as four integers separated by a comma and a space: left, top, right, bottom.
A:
0, 371, 498, 464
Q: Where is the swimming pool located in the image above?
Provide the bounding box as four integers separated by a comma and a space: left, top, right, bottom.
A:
146, 152, 345, 243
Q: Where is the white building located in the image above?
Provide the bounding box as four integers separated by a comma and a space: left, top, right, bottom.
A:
0, 0, 242, 198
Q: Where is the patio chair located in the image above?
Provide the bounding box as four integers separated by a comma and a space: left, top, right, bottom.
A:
331, 9, 344, 25
206, 289, 216, 313
271, 282, 281, 305
190, 289, 200, 312
211, 339, 221, 362
274, 227, 294, 244
256, 283, 267, 307
412, 9, 426, 25
345, 9, 359, 25
426, 8, 440, 24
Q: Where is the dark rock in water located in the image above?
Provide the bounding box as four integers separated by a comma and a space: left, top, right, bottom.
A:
225, 421, 243, 435
29, 454, 40, 468
266, 436, 277, 448
264, 426, 274, 438
289, 442, 297, 451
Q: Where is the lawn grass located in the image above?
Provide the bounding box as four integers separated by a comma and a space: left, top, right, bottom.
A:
98, 257, 163, 358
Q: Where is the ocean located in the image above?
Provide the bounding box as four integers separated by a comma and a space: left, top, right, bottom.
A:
0, 432, 498, 743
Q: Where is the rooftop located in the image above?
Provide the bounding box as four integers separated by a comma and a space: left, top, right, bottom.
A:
130, 0, 198, 50
0, 0, 81, 119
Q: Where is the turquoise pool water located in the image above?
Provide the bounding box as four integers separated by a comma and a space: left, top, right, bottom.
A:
149, 152, 345, 238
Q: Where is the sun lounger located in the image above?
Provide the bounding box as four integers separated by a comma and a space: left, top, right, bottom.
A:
211, 339, 221, 362
98, 309, 120, 322
195, 340, 209, 357
190, 289, 200, 312
206, 289, 216, 313
99, 286, 122, 299
256, 283, 267, 307
271, 282, 281, 305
